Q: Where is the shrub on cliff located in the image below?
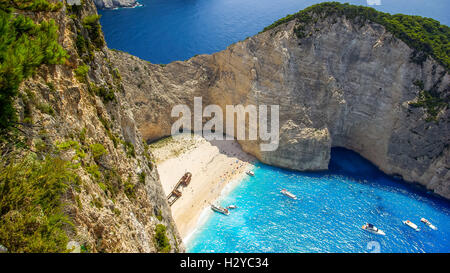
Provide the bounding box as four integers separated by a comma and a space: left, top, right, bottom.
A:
123, 141, 136, 158
154, 224, 171, 253
0, 7, 67, 132
124, 180, 136, 199
90, 83, 116, 103
74, 63, 89, 82
90, 143, 107, 161
409, 89, 447, 122
0, 154, 79, 252
82, 14, 105, 49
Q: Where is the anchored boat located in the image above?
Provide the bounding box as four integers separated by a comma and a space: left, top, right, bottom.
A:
281, 189, 297, 200
227, 205, 237, 209
362, 223, 386, 235
246, 171, 255, 176
421, 218, 437, 230
211, 204, 230, 215
403, 220, 420, 231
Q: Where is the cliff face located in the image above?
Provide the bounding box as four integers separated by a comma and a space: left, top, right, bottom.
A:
110, 15, 449, 199
8, 0, 183, 252
3, 1, 449, 252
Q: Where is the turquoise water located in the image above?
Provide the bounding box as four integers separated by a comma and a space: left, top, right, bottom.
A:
187, 148, 450, 253
98, 1, 450, 252
99, 0, 450, 64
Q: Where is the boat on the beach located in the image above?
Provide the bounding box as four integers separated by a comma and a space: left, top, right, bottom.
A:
180, 172, 192, 186
281, 189, 297, 200
172, 189, 182, 197
227, 205, 237, 209
403, 220, 420, 231
421, 218, 437, 230
211, 204, 230, 215
246, 171, 255, 176
362, 223, 386, 235
166, 172, 192, 206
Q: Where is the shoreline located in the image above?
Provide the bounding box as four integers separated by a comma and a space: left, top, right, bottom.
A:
183, 171, 253, 246
151, 134, 256, 241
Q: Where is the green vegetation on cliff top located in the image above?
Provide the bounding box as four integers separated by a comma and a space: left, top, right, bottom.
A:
1, 0, 63, 12
263, 2, 450, 70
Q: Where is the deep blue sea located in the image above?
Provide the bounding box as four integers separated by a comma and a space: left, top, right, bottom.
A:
98, 1, 450, 252
187, 148, 450, 253
99, 0, 450, 64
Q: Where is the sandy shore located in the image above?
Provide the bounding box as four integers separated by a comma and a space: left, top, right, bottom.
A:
151, 134, 255, 241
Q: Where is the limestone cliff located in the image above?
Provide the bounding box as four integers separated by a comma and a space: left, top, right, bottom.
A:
2, 1, 449, 253
109, 9, 449, 198
1, 0, 182, 252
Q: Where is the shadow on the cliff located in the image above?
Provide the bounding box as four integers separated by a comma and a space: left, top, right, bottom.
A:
292, 147, 450, 206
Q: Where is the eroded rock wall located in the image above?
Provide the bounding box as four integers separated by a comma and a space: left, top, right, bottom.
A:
16, 0, 183, 252
110, 15, 449, 198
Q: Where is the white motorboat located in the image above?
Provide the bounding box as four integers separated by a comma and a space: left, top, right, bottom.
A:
362, 223, 386, 235
421, 218, 437, 230
246, 171, 255, 176
281, 189, 297, 200
403, 220, 420, 231
211, 204, 230, 215
227, 205, 237, 209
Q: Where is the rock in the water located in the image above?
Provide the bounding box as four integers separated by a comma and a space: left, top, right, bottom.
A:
94, 0, 138, 9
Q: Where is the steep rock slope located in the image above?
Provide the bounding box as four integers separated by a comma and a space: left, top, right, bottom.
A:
1, 0, 182, 252
110, 8, 449, 198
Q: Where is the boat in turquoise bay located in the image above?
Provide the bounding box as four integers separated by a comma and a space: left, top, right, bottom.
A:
187, 150, 450, 253
403, 220, 420, 231
421, 218, 437, 230
211, 204, 230, 215
246, 171, 255, 176
362, 223, 386, 235
281, 189, 297, 200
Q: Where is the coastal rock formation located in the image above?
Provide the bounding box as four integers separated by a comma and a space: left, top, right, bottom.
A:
63, 0, 182, 252
110, 13, 449, 198
93, 0, 138, 9
2, 0, 448, 252
267, 121, 331, 171
2, 0, 182, 253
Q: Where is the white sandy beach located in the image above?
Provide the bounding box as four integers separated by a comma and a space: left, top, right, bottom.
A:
151, 134, 255, 241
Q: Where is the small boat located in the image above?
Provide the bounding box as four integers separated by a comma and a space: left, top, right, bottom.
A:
281, 189, 297, 200
211, 204, 229, 215
421, 218, 437, 230
227, 205, 237, 209
362, 223, 385, 235
246, 171, 255, 176
403, 220, 420, 231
